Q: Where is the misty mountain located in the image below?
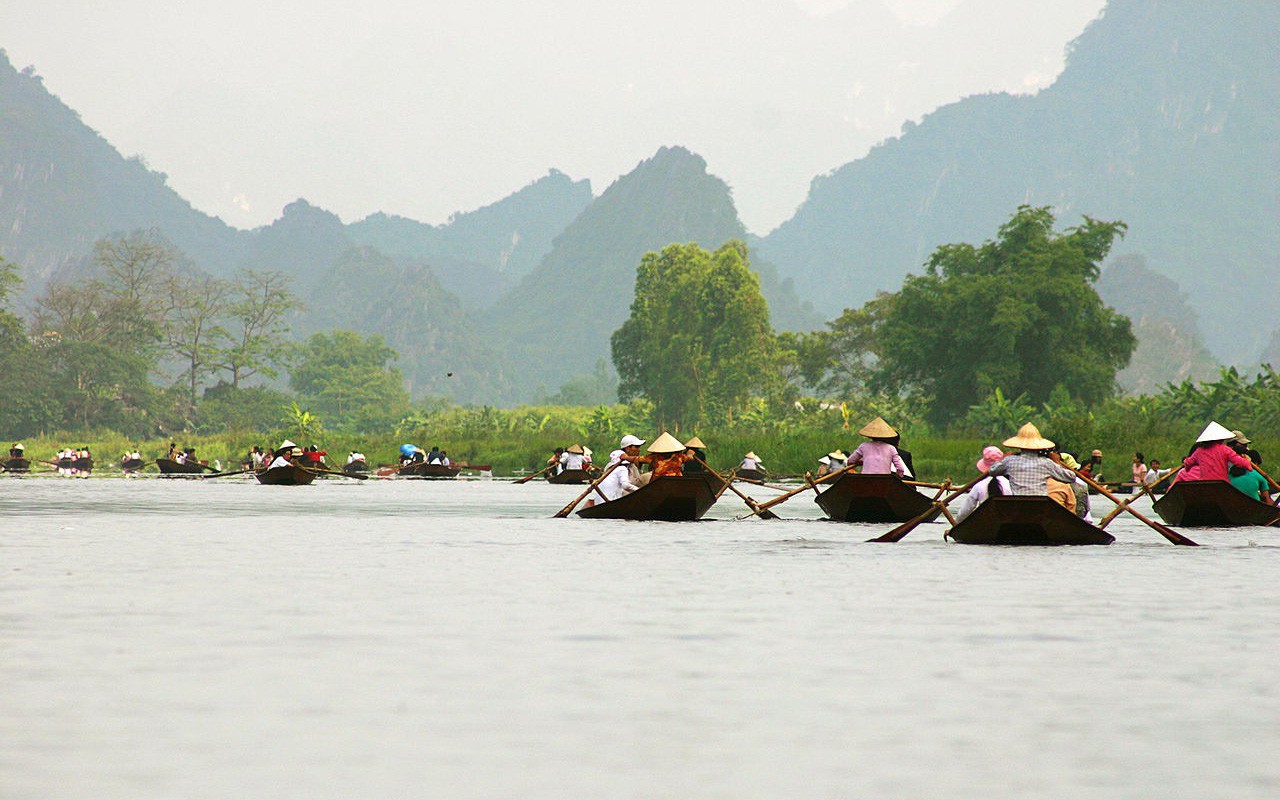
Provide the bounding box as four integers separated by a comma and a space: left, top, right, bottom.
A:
1096, 255, 1218, 393
345, 170, 593, 308
0, 49, 244, 296
298, 247, 511, 403
485, 146, 819, 399
759, 0, 1279, 364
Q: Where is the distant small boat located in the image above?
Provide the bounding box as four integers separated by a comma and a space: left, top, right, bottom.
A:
814, 473, 940, 523
255, 464, 317, 486
56, 456, 94, 472
156, 458, 207, 476
3, 457, 31, 473
577, 474, 727, 521
400, 462, 461, 479
343, 461, 370, 476
735, 468, 768, 483
548, 468, 591, 485
121, 458, 146, 473
1152, 480, 1280, 528
947, 496, 1114, 546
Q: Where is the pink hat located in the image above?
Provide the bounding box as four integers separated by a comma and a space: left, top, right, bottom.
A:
976, 446, 1004, 474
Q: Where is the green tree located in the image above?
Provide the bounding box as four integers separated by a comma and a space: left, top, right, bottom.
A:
290, 330, 411, 431
217, 270, 300, 389
611, 240, 783, 427
0, 258, 57, 435
877, 205, 1135, 425
165, 272, 230, 408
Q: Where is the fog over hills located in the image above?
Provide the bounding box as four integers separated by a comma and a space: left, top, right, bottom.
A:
759, 0, 1279, 364
2, 0, 1275, 404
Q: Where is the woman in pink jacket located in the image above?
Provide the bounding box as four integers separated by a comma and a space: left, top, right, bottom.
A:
1178, 421, 1253, 482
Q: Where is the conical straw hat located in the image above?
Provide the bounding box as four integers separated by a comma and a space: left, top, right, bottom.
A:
828, 450, 847, 460
684, 436, 706, 449
646, 432, 685, 454
1195, 421, 1235, 443
566, 443, 585, 454
858, 416, 898, 438
743, 452, 761, 462
1002, 423, 1054, 450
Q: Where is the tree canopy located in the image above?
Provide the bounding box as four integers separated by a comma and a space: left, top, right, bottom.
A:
290, 330, 411, 433
611, 240, 784, 428
876, 205, 1135, 424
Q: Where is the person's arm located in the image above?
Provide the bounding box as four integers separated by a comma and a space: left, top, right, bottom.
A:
1227, 448, 1253, 471
1048, 461, 1078, 484
891, 451, 907, 477
988, 459, 1009, 477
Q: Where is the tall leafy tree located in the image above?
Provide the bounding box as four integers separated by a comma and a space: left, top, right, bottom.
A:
877, 205, 1135, 425
0, 257, 57, 435
612, 240, 782, 427
165, 272, 230, 408
290, 330, 410, 431
217, 270, 300, 389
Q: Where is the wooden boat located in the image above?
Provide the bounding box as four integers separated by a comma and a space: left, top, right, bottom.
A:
56, 457, 94, 472
255, 464, 317, 486
548, 468, 592, 485
2, 457, 31, 473
814, 473, 940, 523
577, 474, 727, 521
121, 458, 145, 473
1088, 481, 1134, 496
343, 460, 370, 476
947, 496, 1114, 546
400, 462, 461, 479
156, 457, 207, 475
735, 467, 768, 483
1152, 480, 1280, 527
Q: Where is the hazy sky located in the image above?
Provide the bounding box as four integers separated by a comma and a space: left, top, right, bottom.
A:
4, 0, 1106, 234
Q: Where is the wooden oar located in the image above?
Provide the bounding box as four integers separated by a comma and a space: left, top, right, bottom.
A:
1071, 468, 1198, 546
731, 475, 795, 492
903, 479, 949, 490
734, 467, 852, 520
515, 464, 556, 484
1100, 466, 1184, 526
302, 465, 368, 480
202, 466, 258, 479
868, 476, 979, 543
554, 462, 622, 518
693, 457, 777, 519
1250, 463, 1280, 495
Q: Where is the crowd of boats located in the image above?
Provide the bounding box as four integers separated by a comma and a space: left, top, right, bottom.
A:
4, 418, 1276, 546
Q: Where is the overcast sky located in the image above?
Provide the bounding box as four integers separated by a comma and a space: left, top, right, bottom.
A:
4, 0, 1106, 234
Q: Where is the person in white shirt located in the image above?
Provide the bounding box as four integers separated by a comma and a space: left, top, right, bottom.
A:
953, 475, 1014, 523
738, 452, 763, 472
268, 447, 300, 470
560, 444, 587, 471
596, 435, 646, 501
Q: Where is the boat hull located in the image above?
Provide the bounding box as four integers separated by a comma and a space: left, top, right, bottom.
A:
3, 457, 31, 473
156, 458, 206, 475
577, 475, 726, 521
400, 462, 461, 479
1152, 480, 1280, 527
548, 468, 591, 485
948, 496, 1114, 546
255, 465, 317, 486
815, 473, 939, 523
343, 462, 370, 476
735, 468, 768, 482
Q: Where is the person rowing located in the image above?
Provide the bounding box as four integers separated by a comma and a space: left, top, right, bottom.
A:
560, 444, 587, 472
737, 451, 765, 473
846, 417, 908, 477
953, 446, 1010, 523
986, 423, 1081, 511
597, 433, 693, 501
682, 436, 708, 475
1177, 421, 1253, 482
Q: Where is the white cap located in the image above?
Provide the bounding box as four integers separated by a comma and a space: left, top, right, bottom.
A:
620, 434, 646, 448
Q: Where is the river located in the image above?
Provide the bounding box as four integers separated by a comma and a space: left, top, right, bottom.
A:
3, 475, 1277, 798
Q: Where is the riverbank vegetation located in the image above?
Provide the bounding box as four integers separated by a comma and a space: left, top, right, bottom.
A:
3, 209, 1276, 479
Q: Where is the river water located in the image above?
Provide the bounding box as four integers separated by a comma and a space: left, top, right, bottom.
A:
2, 475, 1277, 799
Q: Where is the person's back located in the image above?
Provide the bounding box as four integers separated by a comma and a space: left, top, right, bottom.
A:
847, 440, 905, 476
988, 452, 1078, 496
1228, 465, 1269, 502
